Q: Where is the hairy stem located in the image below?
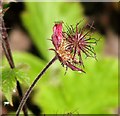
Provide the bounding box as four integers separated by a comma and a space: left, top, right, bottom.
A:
1, 17, 28, 116
16, 55, 58, 116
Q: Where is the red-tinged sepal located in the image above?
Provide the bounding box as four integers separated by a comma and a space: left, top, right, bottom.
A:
66, 62, 86, 73
52, 22, 63, 49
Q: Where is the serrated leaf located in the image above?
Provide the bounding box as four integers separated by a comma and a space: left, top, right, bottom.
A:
13, 68, 30, 86
13, 68, 30, 85
2, 68, 16, 106
2, 52, 45, 84
12, 52, 45, 83
1, 67, 30, 105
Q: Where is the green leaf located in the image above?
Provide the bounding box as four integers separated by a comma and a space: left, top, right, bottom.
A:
2, 52, 45, 84
13, 68, 30, 86
1, 68, 16, 106
1, 67, 30, 105
1, 52, 45, 105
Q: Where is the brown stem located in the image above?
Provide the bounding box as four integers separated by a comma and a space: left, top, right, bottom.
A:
1, 15, 28, 115
16, 55, 58, 116
17, 81, 28, 116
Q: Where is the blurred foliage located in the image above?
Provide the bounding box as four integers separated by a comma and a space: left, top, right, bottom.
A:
22, 2, 84, 60
35, 56, 118, 114
1, 2, 118, 114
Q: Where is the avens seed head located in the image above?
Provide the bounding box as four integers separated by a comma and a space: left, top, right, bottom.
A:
51, 21, 97, 73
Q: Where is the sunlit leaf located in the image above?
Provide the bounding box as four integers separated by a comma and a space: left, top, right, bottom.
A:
1, 68, 16, 106
2, 52, 45, 83
12, 52, 45, 83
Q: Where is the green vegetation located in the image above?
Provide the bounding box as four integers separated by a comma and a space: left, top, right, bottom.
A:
1, 2, 118, 114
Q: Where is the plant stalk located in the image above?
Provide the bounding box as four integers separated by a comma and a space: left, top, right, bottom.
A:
1, 17, 28, 116
16, 55, 58, 116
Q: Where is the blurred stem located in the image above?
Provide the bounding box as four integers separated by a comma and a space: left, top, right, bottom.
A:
16, 55, 58, 116
2, 17, 28, 116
